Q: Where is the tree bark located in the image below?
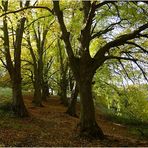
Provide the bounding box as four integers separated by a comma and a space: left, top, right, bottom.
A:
42, 81, 49, 101
78, 65, 104, 139
11, 74, 28, 117
32, 75, 43, 107
60, 81, 68, 106
66, 82, 78, 117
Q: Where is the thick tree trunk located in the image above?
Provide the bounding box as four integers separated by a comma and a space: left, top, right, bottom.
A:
78, 70, 104, 139
12, 76, 28, 117
66, 82, 78, 117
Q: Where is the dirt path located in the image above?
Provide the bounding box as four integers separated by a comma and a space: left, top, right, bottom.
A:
0, 95, 148, 146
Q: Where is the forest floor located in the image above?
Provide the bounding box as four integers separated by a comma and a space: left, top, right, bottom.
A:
0, 95, 148, 147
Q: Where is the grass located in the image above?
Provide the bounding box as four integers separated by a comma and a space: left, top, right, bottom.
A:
0, 87, 12, 100
96, 102, 148, 139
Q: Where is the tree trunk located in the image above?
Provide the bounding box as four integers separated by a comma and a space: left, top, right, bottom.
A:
78, 70, 104, 139
42, 81, 49, 101
66, 82, 78, 117
12, 75, 28, 117
60, 85, 68, 106
32, 76, 43, 107
60, 76, 68, 106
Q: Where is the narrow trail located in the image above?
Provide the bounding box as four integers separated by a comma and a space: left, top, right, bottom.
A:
0, 95, 148, 146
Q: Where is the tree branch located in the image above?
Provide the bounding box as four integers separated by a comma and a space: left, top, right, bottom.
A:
91, 21, 122, 39
53, 0, 79, 79
126, 53, 148, 82
0, 57, 7, 69
118, 60, 135, 84
0, 6, 53, 17
94, 23, 148, 60
95, 1, 114, 9
126, 41, 148, 54
106, 56, 138, 62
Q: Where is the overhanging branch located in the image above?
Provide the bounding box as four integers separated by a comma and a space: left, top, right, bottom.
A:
106, 56, 138, 62
126, 41, 148, 54
94, 23, 148, 60
91, 20, 122, 39
0, 6, 53, 17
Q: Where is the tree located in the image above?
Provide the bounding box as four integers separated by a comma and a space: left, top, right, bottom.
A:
66, 81, 79, 117
53, 1, 148, 138
25, 13, 54, 106
42, 57, 53, 101
57, 39, 69, 106
1, 0, 30, 117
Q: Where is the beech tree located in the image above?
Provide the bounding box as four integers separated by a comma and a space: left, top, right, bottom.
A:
1, 0, 30, 117
57, 39, 69, 106
25, 11, 54, 106
53, 1, 148, 138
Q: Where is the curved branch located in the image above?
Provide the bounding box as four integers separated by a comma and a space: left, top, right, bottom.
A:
126, 41, 148, 54
53, 1, 79, 80
106, 56, 138, 62
107, 55, 148, 82
91, 20, 122, 39
118, 60, 135, 84
0, 6, 53, 17
94, 23, 148, 60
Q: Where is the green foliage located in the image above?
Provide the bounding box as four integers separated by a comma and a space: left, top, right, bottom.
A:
119, 85, 148, 122
94, 82, 148, 124
0, 87, 12, 100
93, 63, 148, 124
